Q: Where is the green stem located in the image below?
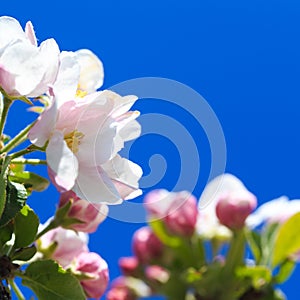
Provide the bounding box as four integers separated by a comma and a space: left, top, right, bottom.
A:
223, 229, 245, 277
0, 155, 11, 218
11, 158, 47, 166
192, 236, 206, 268
1, 121, 36, 154
35, 219, 59, 240
9, 279, 25, 300
217, 229, 245, 300
0, 96, 12, 140
9, 147, 37, 160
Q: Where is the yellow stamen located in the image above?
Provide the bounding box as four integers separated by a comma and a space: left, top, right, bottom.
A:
64, 130, 85, 153
76, 87, 88, 98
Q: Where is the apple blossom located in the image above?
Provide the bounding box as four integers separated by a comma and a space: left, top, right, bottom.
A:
29, 90, 142, 204
73, 252, 109, 300
36, 223, 88, 267
247, 196, 300, 228
132, 227, 163, 264
53, 49, 104, 104
0, 16, 59, 97
145, 265, 169, 284
216, 190, 257, 230
197, 174, 253, 239
144, 190, 198, 236
58, 191, 108, 233
119, 256, 139, 277
107, 277, 137, 300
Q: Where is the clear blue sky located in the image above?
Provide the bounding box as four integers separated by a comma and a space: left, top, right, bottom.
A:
2, 0, 300, 299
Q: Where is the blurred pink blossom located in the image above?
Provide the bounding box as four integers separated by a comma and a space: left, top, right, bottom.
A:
118, 256, 139, 277
37, 223, 88, 267
59, 191, 108, 233
73, 252, 109, 300
216, 190, 257, 230
132, 227, 163, 264
144, 190, 198, 236
145, 265, 169, 284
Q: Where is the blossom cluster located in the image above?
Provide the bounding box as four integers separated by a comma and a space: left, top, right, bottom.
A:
0, 16, 142, 300
109, 174, 300, 300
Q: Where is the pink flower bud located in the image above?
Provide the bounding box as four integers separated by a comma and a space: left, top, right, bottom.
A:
107, 277, 137, 300
37, 223, 88, 267
119, 257, 139, 276
145, 266, 169, 284
144, 190, 198, 236
59, 191, 108, 233
107, 287, 136, 300
132, 227, 163, 264
216, 191, 257, 230
74, 252, 109, 299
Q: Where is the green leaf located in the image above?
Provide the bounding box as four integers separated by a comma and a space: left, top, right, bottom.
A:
9, 171, 49, 193
22, 260, 86, 300
150, 219, 182, 247
245, 229, 262, 263
261, 222, 280, 265
236, 266, 272, 289
272, 212, 300, 267
0, 181, 27, 227
14, 205, 39, 248
11, 245, 37, 261
274, 259, 295, 284
0, 221, 13, 247
184, 268, 203, 284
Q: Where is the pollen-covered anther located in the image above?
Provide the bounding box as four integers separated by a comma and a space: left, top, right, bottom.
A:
64, 130, 85, 153
76, 87, 88, 98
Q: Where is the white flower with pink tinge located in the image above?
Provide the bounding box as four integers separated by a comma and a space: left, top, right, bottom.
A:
53, 49, 104, 103
247, 196, 300, 228
197, 174, 256, 238
29, 90, 142, 204
37, 224, 88, 268
72, 252, 109, 300
0, 16, 59, 97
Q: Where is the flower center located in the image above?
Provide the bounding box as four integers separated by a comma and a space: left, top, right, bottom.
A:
64, 130, 84, 154
76, 86, 88, 98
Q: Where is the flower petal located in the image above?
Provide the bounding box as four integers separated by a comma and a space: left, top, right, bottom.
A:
46, 131, 79, 191
198, 173, 247, 210
28, 38, 60, 97
53, 51, 80, 105
0, 40, 44, 96
101, 155, 143, 199
0, 16, 26, 50
25, 21, 37, 46
73, 165, 122, 205
28, 100, 58, 147
76, 49, 104, 92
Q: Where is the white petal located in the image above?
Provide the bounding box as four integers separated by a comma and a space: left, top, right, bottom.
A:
28, 38, 60, 97
25, 21, 37, 46
53, 51, 80, 105
28, 100, 58, 147
0, 40, 45, 96
198, 174, 248, 210
102, 155, 143, 190
73, 165, 122, 205
246, 196, 289, 228
100, 90, 138, 118
76, 49, 104, 92
76, 115, 117, 167
0, 16, 26, 49
46, 131, 78, 191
